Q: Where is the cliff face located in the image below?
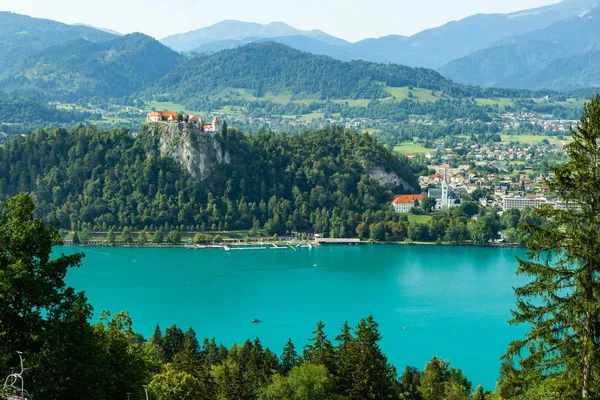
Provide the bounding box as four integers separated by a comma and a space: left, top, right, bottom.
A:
366, 167, 415, 192
144, 123, 230, 181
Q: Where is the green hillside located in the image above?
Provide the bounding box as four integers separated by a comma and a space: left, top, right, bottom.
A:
142, 42, 452, 103
0, 125, 417, 234
0, 97, 99, 140
0, 33, 184, 101
0, 11, 116, 76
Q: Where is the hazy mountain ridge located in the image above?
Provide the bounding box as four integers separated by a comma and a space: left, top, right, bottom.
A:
161, 20, 348, 52
0, 33, 184, 101
0, 11, 117, 76
439, 4, 600, 90
162, 0, 599, 70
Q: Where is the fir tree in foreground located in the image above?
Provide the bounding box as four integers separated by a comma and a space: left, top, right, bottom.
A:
504, 94, 600, 398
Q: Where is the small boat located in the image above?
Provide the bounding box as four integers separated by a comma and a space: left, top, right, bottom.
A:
251, 318, 261, 323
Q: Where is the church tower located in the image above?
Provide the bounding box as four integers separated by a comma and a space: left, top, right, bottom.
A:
441, 171, 449, 209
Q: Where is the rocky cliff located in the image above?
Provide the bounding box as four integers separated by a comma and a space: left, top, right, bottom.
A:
366, 166, 415, 192
143, 123, 230, 181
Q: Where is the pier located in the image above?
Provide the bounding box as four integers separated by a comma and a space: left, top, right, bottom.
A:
315, 238, 362, 245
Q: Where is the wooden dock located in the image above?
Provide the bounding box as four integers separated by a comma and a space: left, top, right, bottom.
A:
315, 238, 361, 245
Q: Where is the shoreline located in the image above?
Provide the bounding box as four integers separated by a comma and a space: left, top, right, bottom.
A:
60, 240, 525, 249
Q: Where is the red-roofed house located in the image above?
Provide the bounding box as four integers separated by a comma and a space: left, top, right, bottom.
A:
392, 194, 427, 213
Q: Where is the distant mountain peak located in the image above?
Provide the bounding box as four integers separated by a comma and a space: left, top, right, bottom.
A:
72, 23, 122, 36
160, 19, 348, 52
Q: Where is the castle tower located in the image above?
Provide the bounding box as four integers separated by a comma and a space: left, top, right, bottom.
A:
212, 117, 220, 132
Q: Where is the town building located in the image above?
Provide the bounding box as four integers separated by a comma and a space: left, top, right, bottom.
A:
392, 194, 426, 213
501, 194, 547, 210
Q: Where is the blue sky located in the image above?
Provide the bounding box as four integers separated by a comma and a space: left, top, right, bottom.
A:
0, 0, 561, 41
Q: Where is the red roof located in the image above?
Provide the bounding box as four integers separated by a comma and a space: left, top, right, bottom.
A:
392, 194, 426, 204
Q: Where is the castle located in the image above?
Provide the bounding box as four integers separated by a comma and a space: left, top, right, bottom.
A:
146, 111, 222, 133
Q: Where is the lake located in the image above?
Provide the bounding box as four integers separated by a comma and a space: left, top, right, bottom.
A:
61, 244, 528, 390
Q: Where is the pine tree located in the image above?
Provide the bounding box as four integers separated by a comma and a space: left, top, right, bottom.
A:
348, 316, 396, 399
303, 321, 335, 372
419, 357, 447, 400
473, 385, 485, 400
334, 321, 357, 396
399, 366, 421, 400
506, 94, 600, 398
163, 325, 185, 362
173, 328, 202, 375
148, 324, 166, 365
280, 338, 299, 375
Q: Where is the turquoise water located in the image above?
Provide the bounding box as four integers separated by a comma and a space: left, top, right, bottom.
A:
61, 244, 527, 390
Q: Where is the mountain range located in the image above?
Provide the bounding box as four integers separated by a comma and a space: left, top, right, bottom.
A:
439, 4, 600, 91
0, 0, 599, 93
160, 0, 598, 70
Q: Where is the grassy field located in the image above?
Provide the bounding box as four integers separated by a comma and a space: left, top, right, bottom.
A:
393, 142, 435, 154
407, 214, 433, 223
383, 86, 440, 102
331, 99, 372, 107
475, 98, 514, 107
500, 134, 570, 146
299, 111, 325, 120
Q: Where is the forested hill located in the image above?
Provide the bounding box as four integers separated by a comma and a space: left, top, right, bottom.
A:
0, 125, 418, 235
0, 11, 116, 76
0, 97, 100, 141
141, 42, 453, 102
0, 33, 184, 102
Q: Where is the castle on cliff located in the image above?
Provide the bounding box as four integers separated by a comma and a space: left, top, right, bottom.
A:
146, 111, 222, 133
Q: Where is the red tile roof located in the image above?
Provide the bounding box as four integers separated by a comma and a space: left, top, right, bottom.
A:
392, 194, 426, 204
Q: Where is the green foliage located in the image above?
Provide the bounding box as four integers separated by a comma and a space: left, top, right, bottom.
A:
468, 217, 497, 245
106, 228, 116, 246
259, 364, 335, 400
421, 197, 437, 213
419, 357, 472, 400
149, 363, 211, 400
167, 230, 182, 244
505, 94, 600, 398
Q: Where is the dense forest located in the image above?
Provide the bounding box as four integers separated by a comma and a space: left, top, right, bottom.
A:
0, 125, 421, 235
143, 42, 450, 101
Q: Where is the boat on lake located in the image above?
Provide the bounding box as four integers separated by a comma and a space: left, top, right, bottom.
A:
250, 318, 261, 323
